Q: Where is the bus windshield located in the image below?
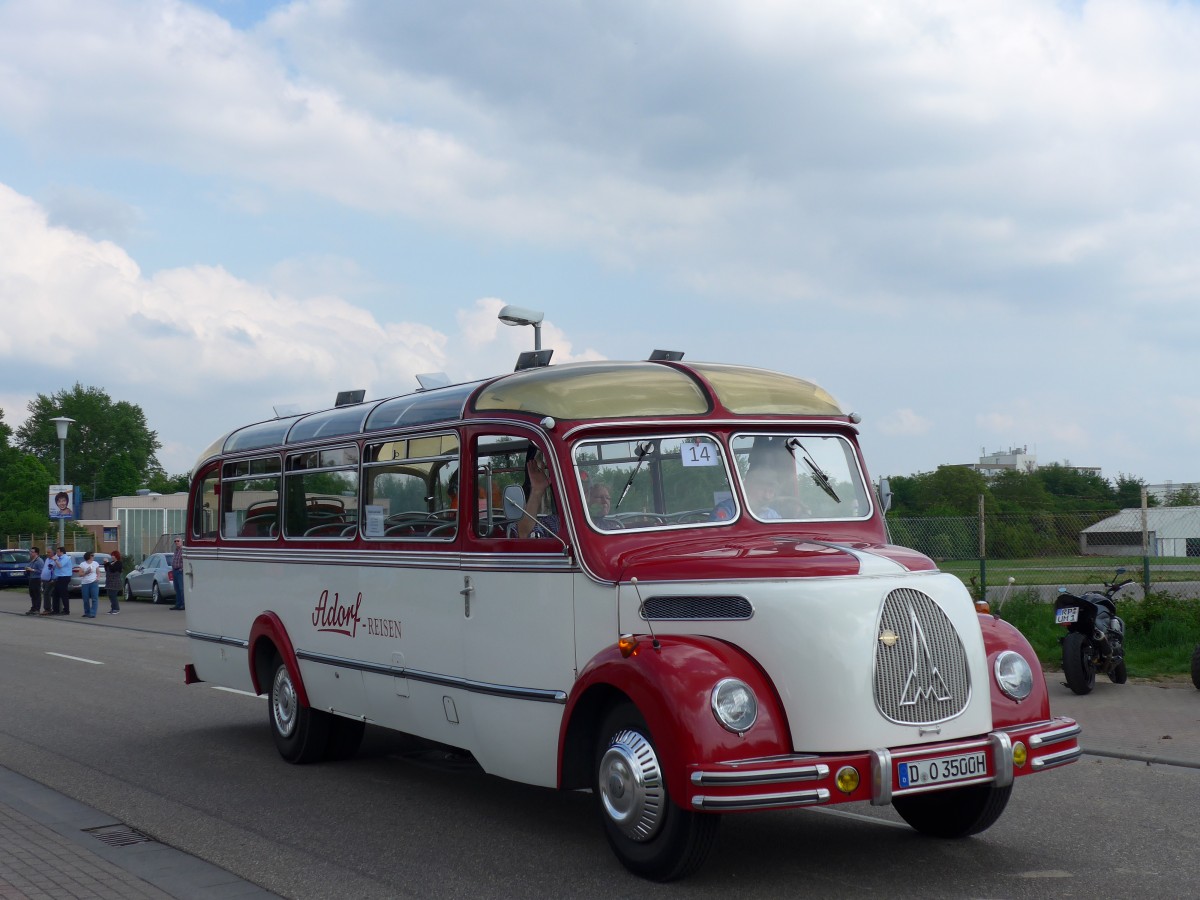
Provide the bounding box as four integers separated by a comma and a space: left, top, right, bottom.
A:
729, 433, 872, 521
573, 434, 735, 532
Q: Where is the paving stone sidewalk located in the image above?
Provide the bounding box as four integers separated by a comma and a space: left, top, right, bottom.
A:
0, 766, 276, 900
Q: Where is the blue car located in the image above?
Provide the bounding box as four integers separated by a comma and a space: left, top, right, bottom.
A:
0, 549, 32, 588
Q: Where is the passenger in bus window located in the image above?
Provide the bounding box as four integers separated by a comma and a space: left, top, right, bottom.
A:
586, 482, 620, 530
517, 454, 560, 538
745, 468, 782, 520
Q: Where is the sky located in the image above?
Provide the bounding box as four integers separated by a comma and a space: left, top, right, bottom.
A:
2, 0, 1199, 488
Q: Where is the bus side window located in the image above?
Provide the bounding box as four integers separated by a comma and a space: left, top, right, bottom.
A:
220, 456, 281, 539
473, 435, 557, 540
283, 447, 359, 539
192, 468, 219, 539
364, 433, 459, 540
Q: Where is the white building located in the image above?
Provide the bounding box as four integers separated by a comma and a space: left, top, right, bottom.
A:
1080, 506, 1200, 557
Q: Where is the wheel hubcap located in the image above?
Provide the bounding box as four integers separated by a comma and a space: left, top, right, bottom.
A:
272, 666, 298, 737
599, 728, 664, 841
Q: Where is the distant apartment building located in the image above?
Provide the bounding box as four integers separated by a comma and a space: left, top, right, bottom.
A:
961, 445, 1101, 478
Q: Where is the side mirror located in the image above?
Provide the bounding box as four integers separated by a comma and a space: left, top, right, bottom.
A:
502, 484, 526, 520
878, 477, 893, 514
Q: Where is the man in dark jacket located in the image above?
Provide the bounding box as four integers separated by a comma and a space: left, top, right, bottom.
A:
24, 547, 45, 615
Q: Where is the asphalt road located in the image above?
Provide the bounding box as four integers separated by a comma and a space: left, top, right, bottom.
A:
2, 590, 1199, 898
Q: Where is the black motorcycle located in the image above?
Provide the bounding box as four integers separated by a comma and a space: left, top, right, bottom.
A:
1191, 644, 1200, 691
1053, 568, 1132, 695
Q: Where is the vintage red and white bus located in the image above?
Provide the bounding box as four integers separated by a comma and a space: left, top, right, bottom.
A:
182, 357, 1080, 880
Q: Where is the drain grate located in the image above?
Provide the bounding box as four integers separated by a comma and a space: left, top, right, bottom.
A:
83, 824, 155, 847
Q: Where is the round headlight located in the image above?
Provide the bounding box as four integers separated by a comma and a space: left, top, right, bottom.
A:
994, 650, 1033, 701
711, 678, 758, 733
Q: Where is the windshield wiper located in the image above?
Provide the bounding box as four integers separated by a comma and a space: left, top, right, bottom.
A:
786, 438, 841, 503
615, 441, 654, 511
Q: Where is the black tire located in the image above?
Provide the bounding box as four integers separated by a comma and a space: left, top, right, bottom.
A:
893, 783, 1012, 838
1109, 660, 1128, 684
324, 716, 366, 761
123, 581, 133, 603
151, 582, 162, 604
268, 655, 330, 764
594, 703, 719, 881
1062, 632, 1095, 695
1191, 645, 1200, 691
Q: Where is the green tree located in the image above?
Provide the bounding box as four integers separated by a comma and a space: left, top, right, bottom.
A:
14, 384, 162, 501
0, 451, 55, 533
889, 466, 991, 516
1165, 484, 1200, 507
1113, 473, 1154, 509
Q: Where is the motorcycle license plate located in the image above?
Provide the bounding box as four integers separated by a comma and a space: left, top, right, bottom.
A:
897, 751, 988, 789
1055, 607, 1079, 624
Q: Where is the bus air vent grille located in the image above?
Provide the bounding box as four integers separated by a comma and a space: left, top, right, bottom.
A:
640, 595, 753, 621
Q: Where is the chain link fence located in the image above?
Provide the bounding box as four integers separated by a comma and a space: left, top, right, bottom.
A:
888, 502, 1200, 603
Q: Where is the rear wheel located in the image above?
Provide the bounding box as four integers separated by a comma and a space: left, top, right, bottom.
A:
594, 703, 719, 881
269, 655, 329, 763
151, 582, 162, 604
894, 783, 1012, 837
1062, 632, 1095, 695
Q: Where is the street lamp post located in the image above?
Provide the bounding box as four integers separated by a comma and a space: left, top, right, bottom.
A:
49, 416, 74, 548
497, 304, 545, 350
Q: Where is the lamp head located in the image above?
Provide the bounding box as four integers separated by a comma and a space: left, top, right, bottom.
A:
50, 416, 75, 441
497, 304, 544, 327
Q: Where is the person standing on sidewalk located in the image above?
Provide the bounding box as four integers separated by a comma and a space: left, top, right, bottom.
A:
52, 547, 73, 615
38, 550, 56, 614
23, 547, 46, 615
77, 551, 100, 618
169, 538, 185, 610
103, 551, 123, 614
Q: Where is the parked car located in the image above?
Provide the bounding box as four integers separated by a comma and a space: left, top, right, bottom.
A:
0, 549, 30, 588
123, 553, 177, 604
68, 551, 114, 594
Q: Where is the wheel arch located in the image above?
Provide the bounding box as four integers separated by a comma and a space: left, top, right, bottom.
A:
248, 611, 311, 707
558, 635, 792, 806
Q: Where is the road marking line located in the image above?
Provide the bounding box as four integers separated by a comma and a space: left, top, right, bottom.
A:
212, 686, 264, 699
46, 652, 104, 665
804, 805, 910, 829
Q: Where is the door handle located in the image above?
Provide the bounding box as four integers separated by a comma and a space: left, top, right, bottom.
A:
460, 575, 473, 617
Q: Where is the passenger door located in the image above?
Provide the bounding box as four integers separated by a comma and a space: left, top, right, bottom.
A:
458, 429, 578, 787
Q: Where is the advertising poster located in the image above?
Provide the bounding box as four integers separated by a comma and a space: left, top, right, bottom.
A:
49, 484, 75, 520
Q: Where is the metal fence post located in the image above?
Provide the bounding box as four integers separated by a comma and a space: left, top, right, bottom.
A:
1141, 487, 1151, 593
978, 494, 986, 601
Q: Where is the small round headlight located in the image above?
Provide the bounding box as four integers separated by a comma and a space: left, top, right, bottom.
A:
711, 678, 758, 733
994, 650, 1033, 701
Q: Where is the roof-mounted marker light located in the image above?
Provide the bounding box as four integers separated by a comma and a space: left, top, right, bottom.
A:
335, 390, 365, 407
649, 349, 684, 361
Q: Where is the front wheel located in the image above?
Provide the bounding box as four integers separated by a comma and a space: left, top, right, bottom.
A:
1191, 645, 1200, 691
269, 655, 330, 763
894, 783, 1012, 837
594, 704, 719, 881
1062, 632, 1096, 695
123, 580, 133, 603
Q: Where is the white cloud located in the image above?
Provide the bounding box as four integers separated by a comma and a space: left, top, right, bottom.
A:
0, 182, 596, 474
878, 408, 932, 438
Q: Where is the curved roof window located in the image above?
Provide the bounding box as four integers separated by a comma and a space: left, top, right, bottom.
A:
365, 382, 479, 432
690, 363, 843, 415
472, 362, 709, 420
287, 404, 373, 445
224, 417, 302, 454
